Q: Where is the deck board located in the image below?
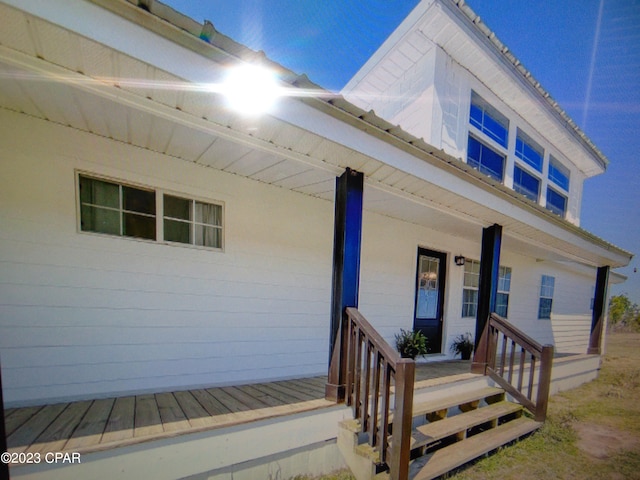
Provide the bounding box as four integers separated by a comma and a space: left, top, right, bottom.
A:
190, 389, 231, 417
156, 393, 190, 433
28, 401, 92, 454
8, 404, 67, 453
102, 396, 135, 444
134, 394, 163, 438
65, 398, 115, 450
173, 391, 215, 428
5, 406, 42, 437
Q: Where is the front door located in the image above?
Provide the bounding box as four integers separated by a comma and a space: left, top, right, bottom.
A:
413, 248, 447, 354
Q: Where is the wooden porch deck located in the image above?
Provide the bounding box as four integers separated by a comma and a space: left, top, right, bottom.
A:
4, 361, 472, 463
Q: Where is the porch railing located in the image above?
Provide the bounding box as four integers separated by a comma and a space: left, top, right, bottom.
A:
343, 307, 414, 480
486, 313, 554, 421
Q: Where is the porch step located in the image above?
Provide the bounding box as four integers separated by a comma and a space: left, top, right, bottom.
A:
389, 386, 503, 425
411, 386, 504, 419
413, 416, 541, 480
410, 400, 523, 451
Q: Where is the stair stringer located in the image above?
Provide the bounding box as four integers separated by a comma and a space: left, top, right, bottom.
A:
337, 419, 384, 480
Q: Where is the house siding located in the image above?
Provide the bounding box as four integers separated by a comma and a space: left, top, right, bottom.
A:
0, 109, 335, 406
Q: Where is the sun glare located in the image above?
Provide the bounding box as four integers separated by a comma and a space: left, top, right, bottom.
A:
223, 64, 281, 115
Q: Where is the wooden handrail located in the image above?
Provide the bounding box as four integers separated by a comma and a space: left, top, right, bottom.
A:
486, 313, 554, 421
342, 307, 414, 480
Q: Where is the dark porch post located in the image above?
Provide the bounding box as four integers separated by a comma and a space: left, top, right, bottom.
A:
326, 168, 364, 402
0, 356, 9, 480
587, 266, 610, 355
471, 224, 502, 374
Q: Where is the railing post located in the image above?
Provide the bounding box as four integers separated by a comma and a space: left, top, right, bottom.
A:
534, 344, 554, 421
389, 359, 414, 480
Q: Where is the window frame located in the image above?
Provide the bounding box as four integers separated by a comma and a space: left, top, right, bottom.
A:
467, 135, 506, 182
469, 92, 509, 148
513, 164, 541, 202
546, 186, 567, 217
538, 275, 555, 319
461, 259, 511, 319
515, 130, 544, 172
548, 155, 570, 192
76, 172, 224, 251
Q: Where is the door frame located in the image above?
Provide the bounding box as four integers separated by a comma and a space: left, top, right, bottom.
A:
413, 247, 447, 354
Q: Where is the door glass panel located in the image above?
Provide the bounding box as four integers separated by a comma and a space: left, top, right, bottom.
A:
416, 256, 440, 318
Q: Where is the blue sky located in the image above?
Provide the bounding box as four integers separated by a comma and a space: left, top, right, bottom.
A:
163, 0, 640, 303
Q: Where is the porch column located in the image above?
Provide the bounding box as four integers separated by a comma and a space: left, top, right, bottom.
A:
471, 224, 502, 374
326, 168, 364, 402
587, 266, 610, 355
0, 356, 9, 480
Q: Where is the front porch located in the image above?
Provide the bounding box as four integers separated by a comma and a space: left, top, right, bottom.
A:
5, 361, 473, 479
5, 353, 598, 480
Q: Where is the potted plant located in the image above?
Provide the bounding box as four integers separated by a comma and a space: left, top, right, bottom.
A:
394, 329, 429, 359
450, 332, 474, 360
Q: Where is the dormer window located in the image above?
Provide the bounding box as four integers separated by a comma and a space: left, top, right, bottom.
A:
515, 130, 543, 172
467, 136, 505, 182
469, 92, 509, 148
548, 156, 570, 191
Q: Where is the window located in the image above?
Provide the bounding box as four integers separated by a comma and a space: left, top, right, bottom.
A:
462, 259, 480, 317
515, 131, 543, 172
538, 275, 555, 319
79, 175, 156, 240
462, 260, 511, 318
548, 156, 570, 191
513, 165, 540, 202
78, 174, 223, 249
467, 136, 505, 182
496, 266, 512, 318
164, 195, 222, 248
469, 92, 509, 147
546, 187, 567, 217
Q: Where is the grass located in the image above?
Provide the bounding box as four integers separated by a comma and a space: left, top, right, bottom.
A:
449, 331, 640, 480
298, 332, 640, 480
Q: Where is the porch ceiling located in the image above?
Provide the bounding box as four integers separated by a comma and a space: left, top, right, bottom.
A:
0, 0, 631, 269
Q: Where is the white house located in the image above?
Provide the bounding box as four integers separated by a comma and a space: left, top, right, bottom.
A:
0, 0, 633, 479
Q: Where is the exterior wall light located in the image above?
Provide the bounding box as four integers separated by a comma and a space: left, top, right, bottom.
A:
455, 255, 466, 266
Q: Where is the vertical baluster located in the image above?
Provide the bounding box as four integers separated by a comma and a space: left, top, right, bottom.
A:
499, 332, 508, 376
527, 354, 536, 401
378, 361, 391, 464
354, 328, 363, 422
507, 339, 516, 384
369, 350, 381, 447
517, 346, 526, 392
346, 320, 356, 406
361, 340, 372, 431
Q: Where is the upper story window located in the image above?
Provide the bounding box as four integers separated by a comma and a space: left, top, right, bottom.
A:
513, 165, 540, 202
515, 130, 543, 172
546, 187, 567, 217
467, 136, 505, 182
79, 174, 223, 249
469, 92, 509, 148
548, 155, 570, 191
538, 275, 555, 319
